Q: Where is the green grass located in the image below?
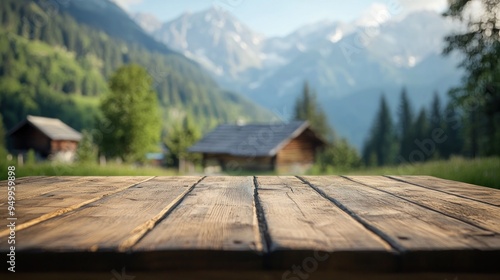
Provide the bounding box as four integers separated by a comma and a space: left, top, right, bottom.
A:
341, 157, 500, 189
0, 162, 177, 180
2, 157, 498, 189
225, 157, 500, 189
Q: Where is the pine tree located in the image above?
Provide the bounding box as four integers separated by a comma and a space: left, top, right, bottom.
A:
397, 87, 414, 161
363, 95, 397, 166
413, 108, 431, 161
99, 64, 161, 162
443, 0, 500, 156
430, 93, 443, 128
463, 108, 481, 158
76, 130, 98, 164
293, 82, 361, 170
165, 115, 202, 169
429, 92, 445, 157
293, 81, 335, 141
443, 102, 463, 158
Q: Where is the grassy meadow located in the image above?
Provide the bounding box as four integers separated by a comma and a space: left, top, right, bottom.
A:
342, 157, 500, 189
0, 162, 177, 179
1, 157, 498, 189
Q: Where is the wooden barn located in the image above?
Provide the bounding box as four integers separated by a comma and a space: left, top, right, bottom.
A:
8, 115, 82, 162
188, 121, 325, 173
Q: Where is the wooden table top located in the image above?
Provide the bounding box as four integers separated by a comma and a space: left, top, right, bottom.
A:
1, 176, 500, 279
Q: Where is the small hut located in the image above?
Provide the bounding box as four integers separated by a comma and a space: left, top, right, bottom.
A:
8, 115, 82, 162
188, 121, 325, 173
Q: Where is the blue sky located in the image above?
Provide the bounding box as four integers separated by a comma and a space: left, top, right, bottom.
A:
112, 0, 447, 36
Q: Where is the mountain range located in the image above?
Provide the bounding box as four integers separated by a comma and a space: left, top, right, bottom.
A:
133, 7, 464, 148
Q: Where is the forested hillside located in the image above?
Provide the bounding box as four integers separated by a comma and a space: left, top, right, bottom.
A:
0, 0, 273, 133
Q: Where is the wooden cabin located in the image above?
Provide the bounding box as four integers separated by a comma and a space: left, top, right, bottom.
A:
188, 121, 325, 174
8, 115, 82, 162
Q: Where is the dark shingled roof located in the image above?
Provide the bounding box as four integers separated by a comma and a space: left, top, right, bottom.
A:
8, 115, 82, 141
188, 121, 319, 157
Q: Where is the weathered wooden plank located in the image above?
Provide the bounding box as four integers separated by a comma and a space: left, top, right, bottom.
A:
2, 177, 201, 252
346, 176, 500, 233
389, 176, 500, 207
132, 176, 262, 270
0, 176, 120, 215
2, 175, 500, 274
0, 176, 144, 207
0, 176, 153, 237
300, 176, 500, 272
256, 176, 394, 271
0, 176, 76, 202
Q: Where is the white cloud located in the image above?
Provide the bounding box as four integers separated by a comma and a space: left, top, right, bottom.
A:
111, 0, 144, 10
356, 0, 448, 26
356, 3, 396, 27
397, 0, 448, 13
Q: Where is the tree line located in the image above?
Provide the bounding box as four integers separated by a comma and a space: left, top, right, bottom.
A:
361, 0, 500, 167
362, 89, 463, 167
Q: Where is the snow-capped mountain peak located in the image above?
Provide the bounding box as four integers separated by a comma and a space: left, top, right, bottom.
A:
143, 7, 265, 81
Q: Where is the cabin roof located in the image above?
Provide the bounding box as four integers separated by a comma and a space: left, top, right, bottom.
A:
188, 121, 323, 157
8, 115, 82, 141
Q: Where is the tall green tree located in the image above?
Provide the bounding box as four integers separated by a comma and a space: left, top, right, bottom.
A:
99, 64, 161, 162
443, 102, 464, 157
430, 92, 443, 129
165, 115, 201, 168
363, 95, 397, 166
397, 88, 415, 160
429, 92, 446, 156
75, 130, 98, 164
293, 81, 335, 141
412, 108, 431, 161
443, 0, 500, 156
294, 82, 361, 170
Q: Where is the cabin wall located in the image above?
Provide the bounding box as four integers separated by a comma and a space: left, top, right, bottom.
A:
203, 154, 275, 172
10, 125, 51, 156
276, 132, 318, 173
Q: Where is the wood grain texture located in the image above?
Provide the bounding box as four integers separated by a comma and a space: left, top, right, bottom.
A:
0, 176, 153, 237
389, 176, 500, 207
276, 133, 316, 165
1, 176, 500, 274
0, 177, 201, 252
346, 176, 500, 233
300, 176, 500, 271
0, 176, 146, 220
132, 176, 262, 270
256, 176, 394, 271
0, 176, 76, 202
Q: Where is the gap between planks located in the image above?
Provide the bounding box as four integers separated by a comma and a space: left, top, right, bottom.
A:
343, 176, 499, 234
386, 176, 500, 208
132, 176, 264, 252
118, 176, 206, 251
0, 176, 156, 238
252, 176, 272, 256
296, 176, 406, 254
